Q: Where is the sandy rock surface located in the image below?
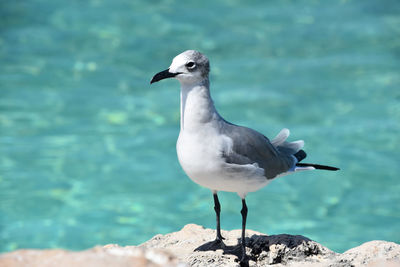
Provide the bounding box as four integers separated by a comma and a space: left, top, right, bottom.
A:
140, 224, 336, 266
0, 244, 182, 267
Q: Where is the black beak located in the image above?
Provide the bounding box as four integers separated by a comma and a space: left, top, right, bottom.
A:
150, 69, 180, 84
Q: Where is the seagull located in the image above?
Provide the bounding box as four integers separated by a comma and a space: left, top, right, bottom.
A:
150, 50, 339, 264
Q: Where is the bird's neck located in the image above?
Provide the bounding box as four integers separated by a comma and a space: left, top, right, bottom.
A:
180, 79, 219, 132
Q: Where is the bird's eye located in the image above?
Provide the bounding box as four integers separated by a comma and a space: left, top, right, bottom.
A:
185, 61, 196, 69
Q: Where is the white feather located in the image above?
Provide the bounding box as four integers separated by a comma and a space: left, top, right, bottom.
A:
271, 128, 290, 146
284, 140, 304, 152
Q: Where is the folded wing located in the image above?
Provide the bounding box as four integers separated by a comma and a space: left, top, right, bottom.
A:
220, 124, 302, 179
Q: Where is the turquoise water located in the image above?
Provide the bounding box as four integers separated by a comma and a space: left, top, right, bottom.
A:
1, 0, 399, 253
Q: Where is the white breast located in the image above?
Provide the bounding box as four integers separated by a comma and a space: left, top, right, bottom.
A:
177, 125, 222, 179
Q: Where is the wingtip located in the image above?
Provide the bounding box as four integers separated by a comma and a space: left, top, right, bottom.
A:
296, 163, 340, 171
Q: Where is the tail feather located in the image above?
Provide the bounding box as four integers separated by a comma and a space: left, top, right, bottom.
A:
296, 163, 339, 171
272, 128, 305, 155
294, 149, 307, 162
273, 129, 340, 172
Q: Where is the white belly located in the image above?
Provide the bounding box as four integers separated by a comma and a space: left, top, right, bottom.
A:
176, 129, 270, 197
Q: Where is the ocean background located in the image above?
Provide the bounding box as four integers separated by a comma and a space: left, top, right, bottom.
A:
1, 0, 399, 253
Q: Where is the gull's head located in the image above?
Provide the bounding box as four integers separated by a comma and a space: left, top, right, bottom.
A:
150, 50, 210, 85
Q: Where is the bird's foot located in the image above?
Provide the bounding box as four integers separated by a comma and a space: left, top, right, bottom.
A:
239, 258, 249, 267
232, 242, 249, 266
234, 253, 249, 267
194, 238, 226, 252
216, 233, 225, 242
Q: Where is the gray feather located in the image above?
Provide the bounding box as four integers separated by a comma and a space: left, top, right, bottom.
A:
219, 122, 295, 179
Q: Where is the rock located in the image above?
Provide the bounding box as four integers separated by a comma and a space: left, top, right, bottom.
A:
337, 240, 400, 267
1, 224, 399, 267
0, 244, 182, 267
140, 224, 337, 266
140, 224, 400, 267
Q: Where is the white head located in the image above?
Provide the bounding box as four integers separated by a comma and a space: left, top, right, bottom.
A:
150, 50, 210, 86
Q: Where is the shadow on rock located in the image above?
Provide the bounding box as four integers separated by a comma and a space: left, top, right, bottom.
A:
194, 238, 242, 257
195, 239, 248, 266
195, 233, 331, 266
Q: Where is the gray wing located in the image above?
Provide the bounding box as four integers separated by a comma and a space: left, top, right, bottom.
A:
219, 122, 295, 179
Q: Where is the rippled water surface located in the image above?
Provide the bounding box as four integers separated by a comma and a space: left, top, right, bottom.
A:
1, 0, 399, 253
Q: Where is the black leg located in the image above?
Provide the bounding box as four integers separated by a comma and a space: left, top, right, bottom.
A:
240, 198, 248, 263
193, 193, 225, 252
213, 192, 224, 242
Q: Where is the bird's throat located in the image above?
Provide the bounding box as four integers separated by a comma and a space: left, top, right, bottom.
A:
180, 79, 217, 132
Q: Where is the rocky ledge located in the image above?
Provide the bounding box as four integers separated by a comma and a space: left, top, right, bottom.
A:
1, 224, 399, 267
